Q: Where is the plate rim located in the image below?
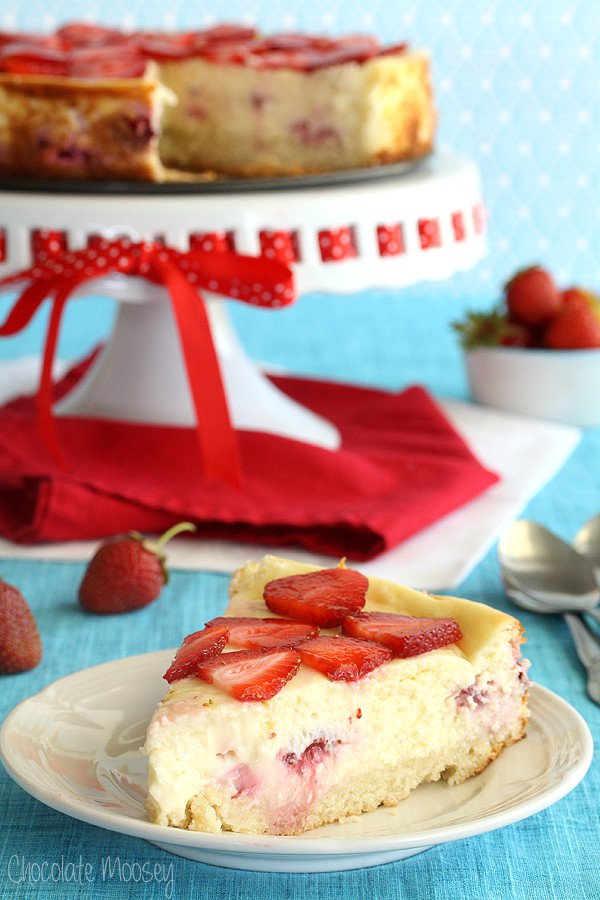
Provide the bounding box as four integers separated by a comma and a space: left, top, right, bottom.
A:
0, 649, 594, 861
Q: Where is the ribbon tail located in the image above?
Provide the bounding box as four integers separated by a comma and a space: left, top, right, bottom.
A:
0, 279, 52, 335
156, 260, 242, 486
36, 282, 73, 467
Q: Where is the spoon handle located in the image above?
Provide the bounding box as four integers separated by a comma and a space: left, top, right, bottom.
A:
585, 606, 600, 627
563, 613, 600, 705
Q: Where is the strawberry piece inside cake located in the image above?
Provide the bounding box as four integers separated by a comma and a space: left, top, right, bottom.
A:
144, 556, 530, 836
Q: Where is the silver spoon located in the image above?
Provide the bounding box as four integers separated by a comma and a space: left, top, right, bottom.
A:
498, 520, 600, 705
497, 520, 600, 617
573, 514, 600, 576
502, 569, 600, 705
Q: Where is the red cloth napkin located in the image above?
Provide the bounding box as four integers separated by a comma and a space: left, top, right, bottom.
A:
0, 357, 499, 560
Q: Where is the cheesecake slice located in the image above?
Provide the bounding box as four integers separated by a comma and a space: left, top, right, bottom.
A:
144, 556, 529, 836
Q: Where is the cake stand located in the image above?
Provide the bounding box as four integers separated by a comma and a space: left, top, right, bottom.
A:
0, 149, 486, 451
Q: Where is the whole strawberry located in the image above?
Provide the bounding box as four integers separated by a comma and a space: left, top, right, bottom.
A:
78, 522, 196, 614
505, 265, 562, 326
0, 579, 43, 673
561, 286, 598, 311
544, 302, 600, 349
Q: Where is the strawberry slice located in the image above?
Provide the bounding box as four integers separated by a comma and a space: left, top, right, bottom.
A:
342, 611, 462, 658
55, 23, 125, 49
197, 647, 301, 702
134, 32, 199, 61
207, 616, 318, 650
0, 45, 69, 76
201, 25, 257, 44
297, 634, 392, 681
0, 33, 59, 50
163, 623, 229, 683
263, 567, 368, 628
69, 44, 147, 79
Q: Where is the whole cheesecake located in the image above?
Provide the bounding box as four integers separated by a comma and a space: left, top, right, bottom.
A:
0, 23, 435, 181
144, 555, 530, 836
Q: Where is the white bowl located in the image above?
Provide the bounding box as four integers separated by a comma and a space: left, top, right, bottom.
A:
465, 346, 600, 428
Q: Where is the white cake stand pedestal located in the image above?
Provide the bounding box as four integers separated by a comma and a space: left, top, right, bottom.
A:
0, 149, 486, 451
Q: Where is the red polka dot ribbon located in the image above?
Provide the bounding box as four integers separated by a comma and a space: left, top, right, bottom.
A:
259, 230, 298, 264
189, 231, 236, 254
418, 218, 441, 250
377, 224, 404, 257
318, 226, 357, 262
0, 238, 296, 485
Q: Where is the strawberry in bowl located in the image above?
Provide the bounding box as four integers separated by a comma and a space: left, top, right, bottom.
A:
453, 264, 600, 427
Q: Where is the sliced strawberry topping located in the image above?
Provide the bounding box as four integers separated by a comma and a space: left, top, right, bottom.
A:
0, 33, 59, 50
380, 42, 408, 57
207, 616, 318, 650
197, 647, 301, 702
201, 25, 257, 44
0, 45, 69, 76
69, 44, 147, 79
55, 23, 125, 49
262, 34, 321, 51
342, 611, 462, 658
200, 39, 265, 65
163, 623, 229, 683
263, 567, 368, 628
298, 634, 392, 681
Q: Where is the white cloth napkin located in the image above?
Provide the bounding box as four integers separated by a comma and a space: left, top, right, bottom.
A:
0, 357, 580, 589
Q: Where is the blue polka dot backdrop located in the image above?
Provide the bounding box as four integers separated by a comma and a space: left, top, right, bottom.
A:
3, 0, 598, 295
1, 0, 599, 376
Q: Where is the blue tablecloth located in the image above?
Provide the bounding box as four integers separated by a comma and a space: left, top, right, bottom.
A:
0, 287, 598, 900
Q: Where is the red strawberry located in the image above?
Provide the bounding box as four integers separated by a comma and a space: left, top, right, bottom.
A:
69, 44, 147, 79
134, 32, 198, 61
342, 611, 462, 658
561, 286, 598, 311
543, 302, 600, 349
504, 265, 562, 326
0, 579, 42, 674
263, 566, 368, 628
78, 521, 196, 614
163, 624, 229, 683
0, 45, 69, 76
207, 616, 318, 650
297, 634, 392, 681
196, 647, 301, 701
55, 23, 126, 49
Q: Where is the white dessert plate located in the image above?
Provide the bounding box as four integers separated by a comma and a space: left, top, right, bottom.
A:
0, 650, 593, 874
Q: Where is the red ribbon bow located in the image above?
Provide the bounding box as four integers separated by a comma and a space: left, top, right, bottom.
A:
0, 237, 296, 485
